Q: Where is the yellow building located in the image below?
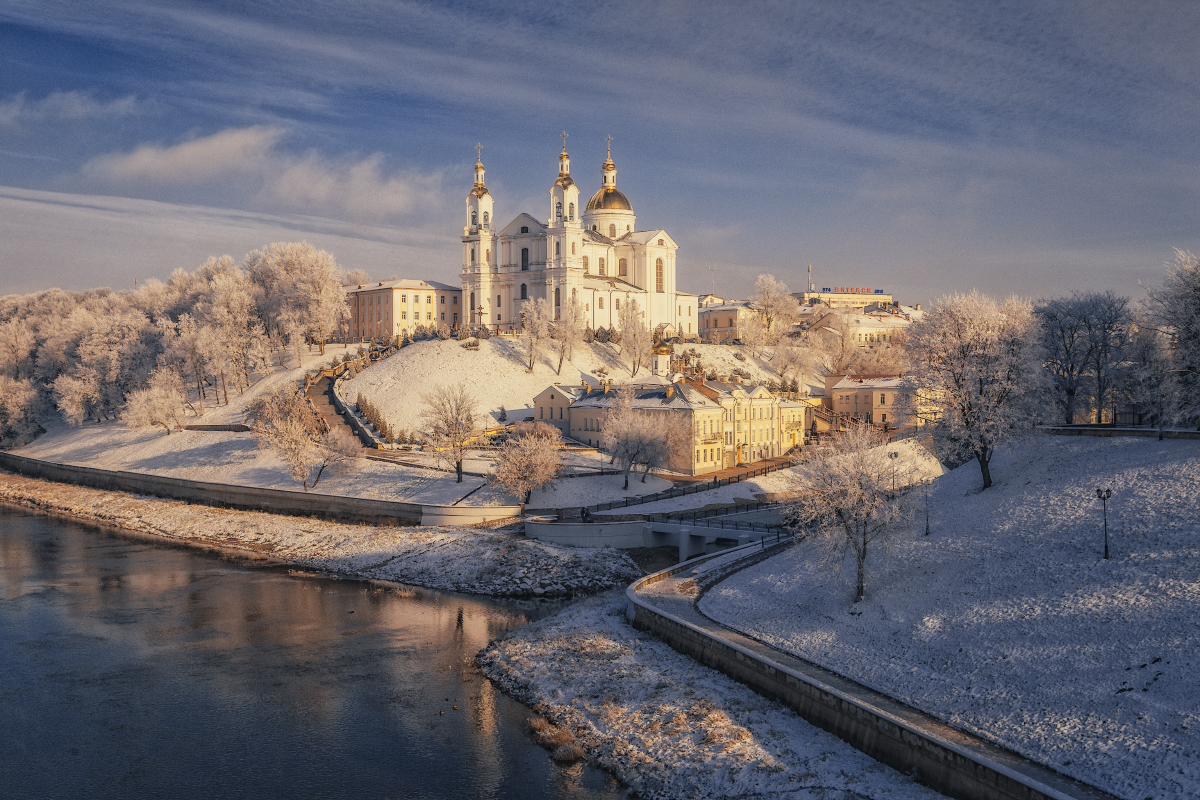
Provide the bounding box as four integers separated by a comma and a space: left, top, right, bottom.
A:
798, 286, 893, 309
829, 375, 904, 427
346, 279, 462, 341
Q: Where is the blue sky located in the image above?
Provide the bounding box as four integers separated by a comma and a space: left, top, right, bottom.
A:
2, 0, 1198, 303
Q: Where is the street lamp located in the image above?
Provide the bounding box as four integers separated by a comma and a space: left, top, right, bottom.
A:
924, 478, 931, 536
888, 451, 899, 494
1096, 488, 1113, 560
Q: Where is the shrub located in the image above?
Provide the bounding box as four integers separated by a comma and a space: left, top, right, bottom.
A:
733, 351, 746, 362
476, 325, 492, 340
437, 323, 451, 340
594, 326, 609, 343
583, 325, 595, 343
461, 338, 480, 350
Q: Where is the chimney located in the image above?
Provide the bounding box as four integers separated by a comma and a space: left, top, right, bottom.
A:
603, 384, 610, 394
665, 385, 675, 400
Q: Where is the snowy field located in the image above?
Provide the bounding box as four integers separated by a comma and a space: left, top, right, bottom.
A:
0, 471, 641, 597
478, 592, 941, 800
341, 337, 782, 428
699, 435, 1200, 800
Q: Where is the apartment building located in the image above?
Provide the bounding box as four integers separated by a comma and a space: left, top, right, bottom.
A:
346, 279, 462, 341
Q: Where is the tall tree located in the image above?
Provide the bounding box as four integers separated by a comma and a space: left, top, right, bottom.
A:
753, 274, 800, 341
552, 298, 585, 375
617, 298, 653, 377
523, 297, 553, 371
420, 382, 479, 482
1036, 295, 1093, 424
1080, 291, 1130, 423
901, 291, 1045, 489
245, 242, 348, 355
1144, 248, 1200, 427
492, 421, 562, 503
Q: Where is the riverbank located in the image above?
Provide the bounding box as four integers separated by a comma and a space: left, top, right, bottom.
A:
0, 470, 641, 597
477, 591, 941, 800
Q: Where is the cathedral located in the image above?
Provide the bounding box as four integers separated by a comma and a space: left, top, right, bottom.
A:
460, 138, 697, 337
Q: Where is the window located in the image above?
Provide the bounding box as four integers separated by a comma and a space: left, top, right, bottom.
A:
471, 211, 477, 225
440, 295, 445, 304
555, 202, 562, 220
401, 294, 407, 303
441, 312, 445, 321
658, 238, 664, 246
497, 295, 501, 307
618, 258, 627, 276
520, 284, 527, 300
607, 224, 615, 237
452, 296, 458, 305
521, 248, 529, 270
568, 203, 575, 220
427, 312, 432, 320
626, 225, 630, 232
426, 295, 432, 304
402, 311, 407, 320
582, 255, 589, 272
880, 394, 886, 405
469, 292, 474, 310
555, 241, 560, 256
483, 212, 489, 226
571, 241, 576, 255
554, 288, 560, 307
615, 299, 620, 311
521, 226, 529, 233
598, 257, 606, 276
598, 297, 604, 309
688, 306, 691, 316
655, 258, 664, 292
485, 248, 490, 263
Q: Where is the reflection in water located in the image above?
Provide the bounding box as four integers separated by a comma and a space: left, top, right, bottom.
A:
0, 508, 628, 800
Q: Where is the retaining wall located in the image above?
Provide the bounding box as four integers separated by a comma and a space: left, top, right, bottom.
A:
1041, 426, 1200, 440
0, 451, 520, 527
626, 553, 1115, 800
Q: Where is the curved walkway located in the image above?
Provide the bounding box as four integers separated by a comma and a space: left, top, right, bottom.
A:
627, 547, 1116, 800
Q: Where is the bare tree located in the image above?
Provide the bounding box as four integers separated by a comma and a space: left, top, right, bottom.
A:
785, 426, 911, 603
492, 421, 562, 503
552, 298, 585, 375
420, 382, 479, 482
523, 297, 553, 371
1143, 248, 1200, 427
1080, 291, 1130, 423
901, 291, 1045, 489
617, 298, 653, 377
603, 386, 688, 486
809, 311, 858, 377
248, 387, 359, 491
342, 268, 369, 286
1036, 295, 1093, 424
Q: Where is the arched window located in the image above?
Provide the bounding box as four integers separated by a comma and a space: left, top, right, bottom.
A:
483, 212, 489, 226
472, 211, 478, 225
520, 284, 527, 300
598, 258, 606, 276
568, 203, 575, 220
592, 224, 597, 231
554, 288, 560, 307
556, 202, 563, 220
555, 241, 560, 256
470, 247, 475, 263
608, 224, 616, 238
626, 225, 631, 232
521, 248, 529, 271
572, 288, 577, 302
655, 258, 664, 292
582, 255, 589, 272
469, 292, 475, 310
618, 258, 627, 277
571, 242, 576, 255
497, 295, 502, 307
521, 226, 529, 233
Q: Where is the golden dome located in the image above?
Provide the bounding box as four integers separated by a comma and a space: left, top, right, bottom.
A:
586, 185, 632, 211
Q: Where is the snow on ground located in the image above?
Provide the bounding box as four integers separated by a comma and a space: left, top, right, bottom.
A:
699, 435, 1200, 800
341, 337, 782, 429
478, 592, 941, 800
528, 473, 673, 509
0, 471, 641, 597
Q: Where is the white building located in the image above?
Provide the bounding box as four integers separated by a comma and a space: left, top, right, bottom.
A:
460, 141, 698, 338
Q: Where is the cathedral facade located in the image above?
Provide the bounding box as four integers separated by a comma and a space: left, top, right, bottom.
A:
460, 141, 697, 337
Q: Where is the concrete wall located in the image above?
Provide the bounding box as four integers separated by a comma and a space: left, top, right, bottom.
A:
626, 552, 1115, 800
0, 451, 520, 527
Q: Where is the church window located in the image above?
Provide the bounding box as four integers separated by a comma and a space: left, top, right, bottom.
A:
568, 203, 575, 220
483, 212, 489, 226
608, 224, 616, 238
554, 288, 560, 311
658, 239, 664, 246
626, 225, 631, 232
618, 258, 627, 277
521, 226, 529, 233
582, 256, 589, 272
571, 242, 576, 255
598, 258, 606, 276
470, 248, 475, 263
556, 202, 563, 220
598, 298, 604, 309
472, 212, 477, 226
521, 248, 529, 270
555, 242, 560, 256
592, 224, 597, 231
656, 258, 664, 292
497, 295, 502, 307
485, 248, 490, 263
520, 284, 527, 300
469, 292, 474, 310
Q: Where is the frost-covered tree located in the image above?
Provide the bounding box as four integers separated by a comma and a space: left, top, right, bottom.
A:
248, 387, 359, 491
785, 426, 911, 603
1144, 249, 1200, 427
602, 386, 688, 487
1080, 291, 1130, 423
124, 371, 185, 435
492, 421, 561, 503
552, 299, 584, 375
0, 375, 37, 444
617, 299, 652, 377
420, 382, 479, 482
753, 274, 800, 341
771, 342, 811, 389
245, 242, 348, 355
522, 297, 553, 371
0, 319, 34, 379
342, 268, 369, 286
901, 292, 1045, 489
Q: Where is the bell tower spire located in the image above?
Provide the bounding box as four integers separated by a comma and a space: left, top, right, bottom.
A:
549, 131, 579, 230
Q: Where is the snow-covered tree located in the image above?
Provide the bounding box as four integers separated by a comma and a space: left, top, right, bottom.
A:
342, 268, 369, 286
248, 386, 359, 491
492, 421, 561, 503
420, 382, 479, 482
0, 375, 37, 444
753, 274, 800, 340
901, 291, 1045, 489
522, 297, 553, 371
124, 371, 185, 435
1144, 249, 1200, 427
602, 386, 688, 487
0, 319, 34, 379
785, 426, 911, 603
245, 242, 348, 355
617, 299, 652, 377
552, 299, 585, 375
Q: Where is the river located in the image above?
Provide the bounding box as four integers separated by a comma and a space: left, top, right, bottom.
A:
0, 508, 629, 799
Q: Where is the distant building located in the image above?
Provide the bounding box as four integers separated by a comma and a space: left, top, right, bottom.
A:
698, 293, 726, 307
796, 286, 893, 309
698, 301, 760, 343
346, 279, 462, 341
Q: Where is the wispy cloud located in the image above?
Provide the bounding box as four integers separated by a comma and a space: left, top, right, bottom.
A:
0, 90, 140, 127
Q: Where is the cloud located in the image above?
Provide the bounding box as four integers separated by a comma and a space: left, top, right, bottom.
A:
83, 126, 285, 184
81, 126, 447, 224
0, 90, 140, 127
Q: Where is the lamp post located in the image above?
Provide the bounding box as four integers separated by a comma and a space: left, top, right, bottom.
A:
924, 479, 930, 536
1096, 488, 1112, 559
888, 451, 899, 495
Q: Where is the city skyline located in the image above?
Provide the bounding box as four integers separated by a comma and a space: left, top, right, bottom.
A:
3, 1, 1199, 303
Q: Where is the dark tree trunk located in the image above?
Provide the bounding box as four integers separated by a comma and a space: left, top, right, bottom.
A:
456, 460, 463, 483
978, 452, 993, 489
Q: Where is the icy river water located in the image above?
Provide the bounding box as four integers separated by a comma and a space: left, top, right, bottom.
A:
0, 508, 629, 799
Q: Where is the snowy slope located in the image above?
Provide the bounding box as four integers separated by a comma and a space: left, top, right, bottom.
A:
341, 337, 783, 429
699, 435, 1200, 800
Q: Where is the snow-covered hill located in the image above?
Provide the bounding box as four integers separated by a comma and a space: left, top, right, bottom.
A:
700, 434, 1200, 800
341, 336, 783, 430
